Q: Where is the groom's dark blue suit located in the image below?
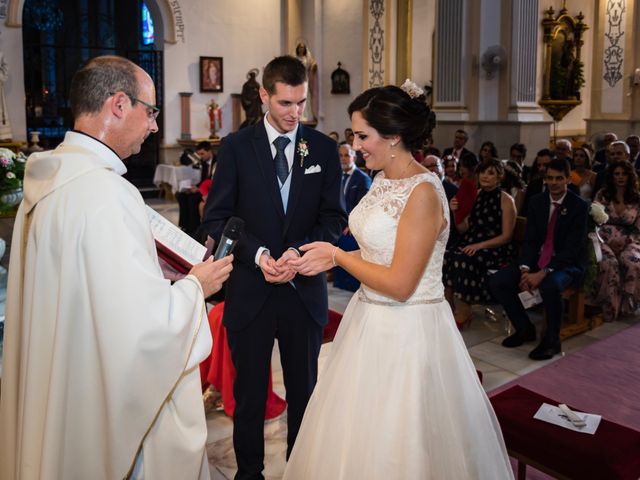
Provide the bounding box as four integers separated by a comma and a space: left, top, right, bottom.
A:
200, 119, 346, 480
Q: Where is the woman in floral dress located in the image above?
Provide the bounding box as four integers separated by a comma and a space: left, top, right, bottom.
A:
592, 160, 640, 321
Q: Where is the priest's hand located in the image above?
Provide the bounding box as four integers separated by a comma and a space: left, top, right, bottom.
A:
189, 255, 234, 298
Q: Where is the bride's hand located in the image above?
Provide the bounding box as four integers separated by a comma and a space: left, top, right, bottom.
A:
289, 241, 336, 276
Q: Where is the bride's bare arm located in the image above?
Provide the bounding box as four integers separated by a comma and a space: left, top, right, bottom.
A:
291, 182, 443, 302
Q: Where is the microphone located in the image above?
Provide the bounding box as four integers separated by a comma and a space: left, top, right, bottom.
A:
213, 217, 245, 260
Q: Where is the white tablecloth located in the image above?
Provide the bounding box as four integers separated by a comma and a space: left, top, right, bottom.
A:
153, 165, 202, 192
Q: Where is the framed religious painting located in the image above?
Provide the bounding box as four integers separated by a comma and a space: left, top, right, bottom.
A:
200, 56, 223, 92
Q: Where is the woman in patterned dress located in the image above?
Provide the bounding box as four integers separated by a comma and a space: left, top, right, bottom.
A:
591, 161, 640, 321
444, 158, 517, 328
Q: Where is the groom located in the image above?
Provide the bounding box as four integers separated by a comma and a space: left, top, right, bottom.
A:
199, 55, 346, 480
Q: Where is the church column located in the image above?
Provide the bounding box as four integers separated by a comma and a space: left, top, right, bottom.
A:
508, 0, 545, 121
362, 0, 393, 89
433, 0, 469, 120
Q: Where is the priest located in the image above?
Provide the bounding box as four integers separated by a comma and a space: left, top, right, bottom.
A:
0, 56, 233, 479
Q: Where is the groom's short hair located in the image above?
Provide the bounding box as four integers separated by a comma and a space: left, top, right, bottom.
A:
262, 55, 307, 94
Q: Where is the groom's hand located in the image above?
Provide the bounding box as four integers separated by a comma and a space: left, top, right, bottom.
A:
259, 253, 295, 284
274, 250, 298, 282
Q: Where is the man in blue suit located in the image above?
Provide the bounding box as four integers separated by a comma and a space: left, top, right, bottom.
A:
489, 158, 588, 360
334, 142, 371, 290
199, 56, 346, 480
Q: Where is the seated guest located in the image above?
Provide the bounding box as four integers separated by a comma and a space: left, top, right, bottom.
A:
334, 142, 372, 291
443, 154, 460, 186
443, 128, 472, 160
590, 161, 640, 321
444, 159, 516, 328
522, 148, 553, 212
422, 154, 459, 249
478, 140, 498, 164
555, 138, 573, 166
570, 146, 597, 200
626, 134, 640, 171
452, 152, 480, 225
176, 140, 215, 236
489, 158, 589, 360
593, 140, 630, 199
523, 148, 579, 213
593, 132, 618, 171
506, 142, 529, 183
502, 164, 526, 215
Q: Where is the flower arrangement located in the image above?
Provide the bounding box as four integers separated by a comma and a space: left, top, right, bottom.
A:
584, 201, 609, 294
0, 148, 27, 212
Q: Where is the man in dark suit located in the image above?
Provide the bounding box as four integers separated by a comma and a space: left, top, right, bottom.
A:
522, 148, 579, 213
333, 142, 371, 291
199, 56, 346, 480
176, 140, 214, 235
442, 128, 472, 161
489, 158, 588, 360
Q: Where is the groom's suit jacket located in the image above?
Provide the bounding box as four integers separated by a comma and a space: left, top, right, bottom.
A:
200, 121, 347, 330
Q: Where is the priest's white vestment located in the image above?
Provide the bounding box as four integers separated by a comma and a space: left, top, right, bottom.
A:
0, 131, 212, 479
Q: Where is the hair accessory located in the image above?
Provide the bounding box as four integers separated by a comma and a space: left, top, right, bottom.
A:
400, 79, 424, 99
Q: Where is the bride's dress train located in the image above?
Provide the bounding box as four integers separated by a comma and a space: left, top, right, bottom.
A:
283, 172, 513, 480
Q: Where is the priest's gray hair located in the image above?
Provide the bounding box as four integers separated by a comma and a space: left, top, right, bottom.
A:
69, 55, 140, 119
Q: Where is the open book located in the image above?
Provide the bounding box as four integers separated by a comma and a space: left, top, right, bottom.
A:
145, 205, 210, 274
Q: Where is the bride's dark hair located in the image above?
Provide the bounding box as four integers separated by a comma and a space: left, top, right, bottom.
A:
347, 86, 435, 151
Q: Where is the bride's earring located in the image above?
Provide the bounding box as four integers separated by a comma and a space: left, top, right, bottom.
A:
390, 142, 397, 159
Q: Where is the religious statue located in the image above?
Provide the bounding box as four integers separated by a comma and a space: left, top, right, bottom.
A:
239, 68, 262, 129
294, 41, 318, 126
207, 100, 222, 139
0, 50, 13, 141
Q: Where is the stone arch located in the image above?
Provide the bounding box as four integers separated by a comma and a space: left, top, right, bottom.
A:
5, 0, 177, 44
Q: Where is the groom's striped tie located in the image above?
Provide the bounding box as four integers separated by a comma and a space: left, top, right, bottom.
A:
273, 136, 291, 184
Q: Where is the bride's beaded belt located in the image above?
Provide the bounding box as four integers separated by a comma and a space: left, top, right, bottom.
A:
357, 289, 444, 306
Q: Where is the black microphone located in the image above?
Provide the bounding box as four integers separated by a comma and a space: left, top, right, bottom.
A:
213, 217, 245, 260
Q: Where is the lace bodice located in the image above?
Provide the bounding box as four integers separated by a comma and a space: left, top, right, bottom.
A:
349, 171, 450, 305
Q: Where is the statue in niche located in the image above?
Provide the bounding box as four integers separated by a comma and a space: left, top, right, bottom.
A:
331, 62, 350, 94
0, 49, 12, 141
294, 41, 318, 126
239, 68, 262, 129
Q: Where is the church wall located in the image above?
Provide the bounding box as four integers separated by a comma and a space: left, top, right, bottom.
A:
0, 0, 282, 154
164, 0, 281, 144
317, 0, 363, 138
410, 0, 436, 97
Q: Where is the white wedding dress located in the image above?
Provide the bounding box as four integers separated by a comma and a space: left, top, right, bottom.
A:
283, 172, 513, 480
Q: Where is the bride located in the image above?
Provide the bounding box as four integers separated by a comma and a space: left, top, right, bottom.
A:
286, 83, 513, 479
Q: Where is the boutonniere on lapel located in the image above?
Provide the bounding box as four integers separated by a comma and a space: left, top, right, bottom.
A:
560, 207, 568, 216
297, 139, 309, 167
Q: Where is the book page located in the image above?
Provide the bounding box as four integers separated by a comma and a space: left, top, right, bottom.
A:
146, 205, 206, 267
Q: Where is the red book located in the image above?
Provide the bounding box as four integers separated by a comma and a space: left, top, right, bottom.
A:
454, 178, 478, 225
